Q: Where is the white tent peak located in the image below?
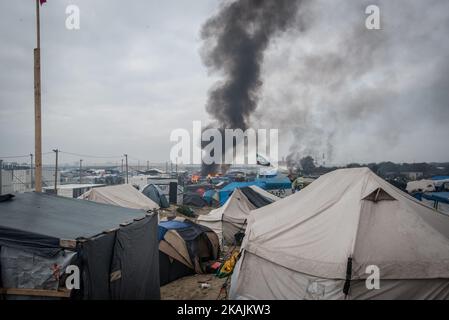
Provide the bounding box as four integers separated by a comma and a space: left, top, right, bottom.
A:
197, 187, 280, 245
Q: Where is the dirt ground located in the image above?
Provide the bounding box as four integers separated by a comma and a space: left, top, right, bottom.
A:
161, 274, 229, 300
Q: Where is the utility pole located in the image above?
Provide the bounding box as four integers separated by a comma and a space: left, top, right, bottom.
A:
30, 153, 34, 189
79, 159, 83, 184
0, 159, 3, 195
124, 154, 129, 184
147, 160, 149, 171
34, 0, 43, 192
121, 158, 124, 173
53, 149, 58, 193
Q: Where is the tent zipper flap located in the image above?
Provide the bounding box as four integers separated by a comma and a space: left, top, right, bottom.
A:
343, 256, 353, 298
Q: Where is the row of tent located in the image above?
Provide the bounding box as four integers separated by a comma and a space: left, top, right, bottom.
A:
0, 184, 219, 299
185, 176, 292, 208
3, 167, 449, 299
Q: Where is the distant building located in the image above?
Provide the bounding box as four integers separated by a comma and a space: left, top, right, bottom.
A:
402, 171, 424, 181
0, 168, 58, 194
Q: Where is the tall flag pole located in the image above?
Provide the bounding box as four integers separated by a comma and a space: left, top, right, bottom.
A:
34, 0, 45, 192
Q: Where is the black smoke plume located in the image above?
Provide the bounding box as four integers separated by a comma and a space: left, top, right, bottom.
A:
200, 0, 301, 174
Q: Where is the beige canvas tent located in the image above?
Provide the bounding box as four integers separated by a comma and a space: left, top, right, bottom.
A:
230, 168, 449, 300
197, 186, 279, 245
79, 184, 159, 211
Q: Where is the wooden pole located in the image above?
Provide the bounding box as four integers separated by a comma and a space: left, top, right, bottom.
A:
53, 149, 58, 192
30, 154, 33, 189
34, 0, 43, 192
124, 154, 128, 184
79, 159, 83, 184
0, 159, 3, 195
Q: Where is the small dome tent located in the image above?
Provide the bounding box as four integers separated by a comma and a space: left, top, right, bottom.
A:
158, 219, 220, 285
197, 186, 279, 245
142, 184, 170, 208
79, 184, 159, 211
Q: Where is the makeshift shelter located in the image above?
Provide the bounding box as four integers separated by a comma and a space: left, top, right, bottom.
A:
197, 186, 279, 245
78, 184, 159, 211
231, 168, 449, 300
183, 193, 208, 208
141, 184, 169, 208
255, 175, 292, 190
158, 219, 219, 285
0, 193, 160, 300
202, 189, 219, 206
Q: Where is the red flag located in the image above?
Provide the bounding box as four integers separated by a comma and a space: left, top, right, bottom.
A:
40, 0, 47, 5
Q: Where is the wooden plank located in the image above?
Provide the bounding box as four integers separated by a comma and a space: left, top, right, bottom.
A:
59, 239, 77, 249
0, 287, 71, 298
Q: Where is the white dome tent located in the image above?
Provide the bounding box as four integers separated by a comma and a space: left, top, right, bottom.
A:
230, 168, 449, 300
197, 186, 279, 246
79, 184, 159, 211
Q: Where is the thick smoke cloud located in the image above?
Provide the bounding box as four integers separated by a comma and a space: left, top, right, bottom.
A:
253, 0, 449, 165
199, 0, 301, 174
200, 0, 301, 130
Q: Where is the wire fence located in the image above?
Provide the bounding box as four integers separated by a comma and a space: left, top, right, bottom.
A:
0, 150, 183, 194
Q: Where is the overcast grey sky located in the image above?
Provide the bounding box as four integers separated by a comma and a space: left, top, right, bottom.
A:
1, 0, 448, 166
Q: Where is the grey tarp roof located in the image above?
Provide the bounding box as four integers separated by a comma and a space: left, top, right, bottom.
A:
0, 192, 147, 242
0, 192, 160, 300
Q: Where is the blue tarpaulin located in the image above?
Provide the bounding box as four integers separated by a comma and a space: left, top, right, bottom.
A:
432, 176, 449, 181
255, 176, 292, 190
218, 181, 266, 205
158, 220, 191, 241
421, 192, 449, 205
203, 190, 217, 205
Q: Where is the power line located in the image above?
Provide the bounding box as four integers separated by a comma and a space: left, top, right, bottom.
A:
0, 154, 34, 159
59, 151, 123, 159
0, 152, 52, 159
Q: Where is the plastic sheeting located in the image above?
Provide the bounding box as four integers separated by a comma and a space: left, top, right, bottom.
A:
1, 246, 77, 299
0, 192, 147, 243
110, 216, 160, 300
